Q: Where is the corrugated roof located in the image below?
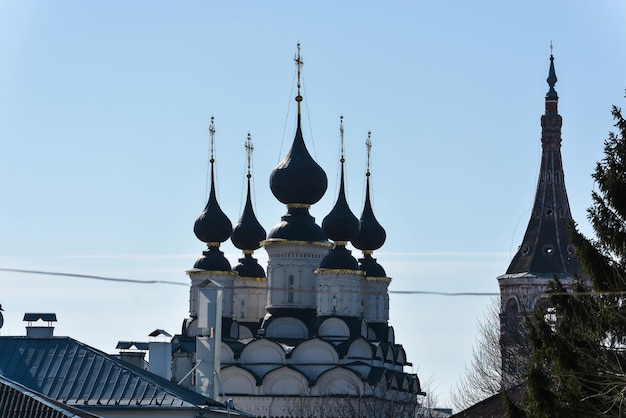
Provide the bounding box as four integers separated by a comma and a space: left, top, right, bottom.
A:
0, 374, 102, 418
0, 336, 225, 412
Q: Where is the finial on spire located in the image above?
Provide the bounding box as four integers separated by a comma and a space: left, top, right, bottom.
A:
245, 132, 253, 179
294, 43, 303, 112
546, 48, 558, 99
209, 115, 216, 164
365, 131, 372, 177
550, 41, 553, 56
339, 115, 345, 164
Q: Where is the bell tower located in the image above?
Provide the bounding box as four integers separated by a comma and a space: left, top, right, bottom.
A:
497, 52, 583, 382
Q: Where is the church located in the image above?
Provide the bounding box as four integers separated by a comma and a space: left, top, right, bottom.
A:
163, 45, 423, 417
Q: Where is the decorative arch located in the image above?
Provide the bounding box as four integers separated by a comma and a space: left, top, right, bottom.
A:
385, 345, 395, 365
347, 338, 373, 360
261, 366, 309, 395
387, 326, 395, 344
315, 367, 364, 396
238, 325, 254, 340
291, 338, 339, 365
374, 344, 384, 361
388, 374, 399, 390
367, 327, 377, 341
504, 296, 520, 315
533, 296, 551, 312
220, 365, 258, 395
265, 317, 308, 339
240, 338, 286, 365
318, 317, 350, 338
395, 345, 406, 365
502, 297, 521, 331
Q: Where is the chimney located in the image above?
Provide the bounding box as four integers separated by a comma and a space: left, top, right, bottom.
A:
148, 329, 172, 380
24, 313, 57, 338
116, 341, 148, 369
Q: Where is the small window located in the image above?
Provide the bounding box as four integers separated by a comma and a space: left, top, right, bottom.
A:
287, 274, 294, 303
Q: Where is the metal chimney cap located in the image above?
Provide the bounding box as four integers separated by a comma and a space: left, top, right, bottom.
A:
23, 313, 57, 322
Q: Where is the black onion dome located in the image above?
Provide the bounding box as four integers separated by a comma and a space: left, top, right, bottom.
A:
351, 176, 386, 251
322, 164, 360, 242
194, 246, 232, 271
267, 206, 328, 242
358, 253, 386, 277
270, 114, 328, 205
319, 245, 359, 270
233, 253, 266, 278
193, 165, 233, 244
231, 178, 266, 251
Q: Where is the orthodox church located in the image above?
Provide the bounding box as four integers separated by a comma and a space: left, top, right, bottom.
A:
497, 54, 584, 379
165, 46, 423, 417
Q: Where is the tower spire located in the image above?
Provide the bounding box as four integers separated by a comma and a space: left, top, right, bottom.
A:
546, 44, 558, 103
504, 53, 581, 276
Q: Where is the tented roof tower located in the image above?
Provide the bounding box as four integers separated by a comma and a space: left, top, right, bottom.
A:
504, 54, 581, 278
498, 53, 584, 380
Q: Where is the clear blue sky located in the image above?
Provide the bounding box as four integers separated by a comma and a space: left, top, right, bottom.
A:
1, 0, 625, 407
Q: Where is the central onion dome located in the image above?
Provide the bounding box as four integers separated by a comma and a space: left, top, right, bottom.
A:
269, 116, 328, 205
266, 44, 328, 243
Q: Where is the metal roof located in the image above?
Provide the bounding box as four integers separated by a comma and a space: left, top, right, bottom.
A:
505, 55, 582, 277
115, 341, 149, 350
0, 336, 226, 412
23, 313, 57, 322
0, 375, 102, 418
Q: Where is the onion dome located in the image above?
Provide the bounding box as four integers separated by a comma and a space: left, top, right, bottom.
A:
233, 253, 266, 278
267, 206, 328, 241
269, 116, 327, 205
267, 43, 328, 243
231, 133, 266, 279
351, 132, 387, 277
352, 132, 386, 251
321, 164, 359, 240
358, 253, 386, 277
231, 134, 267, 252
193, 117, 233, 271
351, 175, 386, 251
320, 116, 360, 270
269, 44, 328, 206
322, 118, 360, 241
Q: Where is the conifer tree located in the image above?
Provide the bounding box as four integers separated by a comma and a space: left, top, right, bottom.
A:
523, 102, 626, 417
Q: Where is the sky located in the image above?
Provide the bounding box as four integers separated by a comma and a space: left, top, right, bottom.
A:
1, 0, 626, 409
